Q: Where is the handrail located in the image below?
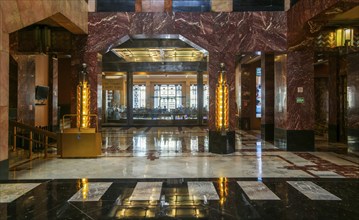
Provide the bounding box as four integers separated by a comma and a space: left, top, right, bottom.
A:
9, 120, 57, 159
62, 114, 99, 132
10, 121, 57, 139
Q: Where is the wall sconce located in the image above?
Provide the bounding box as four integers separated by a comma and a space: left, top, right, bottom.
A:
336, 28, 354, 47
77, 63, 90, 128
216, 63, 229, 135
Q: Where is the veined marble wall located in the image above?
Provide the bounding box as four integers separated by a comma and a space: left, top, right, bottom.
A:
347, 53, 359, 152
85, 12, 287, 130
16, 55, 36, 126
314, 77, 329, 137
274, 54, 287, 130
0, 0, 88, 177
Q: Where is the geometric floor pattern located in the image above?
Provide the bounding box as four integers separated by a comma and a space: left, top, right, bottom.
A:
4, 127, 359, 219
1, 179, 358, 219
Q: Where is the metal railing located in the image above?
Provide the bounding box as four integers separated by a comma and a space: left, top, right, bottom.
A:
9, 120, 57, 159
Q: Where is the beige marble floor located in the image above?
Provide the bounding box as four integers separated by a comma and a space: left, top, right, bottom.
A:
8, 128, 359, 179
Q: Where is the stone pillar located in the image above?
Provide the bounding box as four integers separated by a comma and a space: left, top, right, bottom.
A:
328, 54, 339, 142
239, 64, 251, 130
347, 52, 359, 153
208, 53, 236, 154
48, 55, 58, 131
126, 71, 133, 125
274, 51, 315, 151
83, 52, 102, 129
146, 80, 151, 108
197, 71, 203, 125
16, 55, 35, 126
0, 30, 9, 179
261, 53, 275, 141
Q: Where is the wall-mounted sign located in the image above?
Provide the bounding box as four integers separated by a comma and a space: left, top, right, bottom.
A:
297, 87, 303, 93
296, 97, 304, 103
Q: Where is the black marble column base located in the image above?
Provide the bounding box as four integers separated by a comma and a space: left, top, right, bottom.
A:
261, 123, 274, 141
0, 159, 9, 180
348, 128, 359, 153
274, 128, 314, 151
328, 124, 339, 142
209, 130, 235, 154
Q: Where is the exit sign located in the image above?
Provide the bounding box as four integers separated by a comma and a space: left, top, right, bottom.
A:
296, 97, 304, 103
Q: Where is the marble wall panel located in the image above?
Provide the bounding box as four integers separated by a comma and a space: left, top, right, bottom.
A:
87, 13, 131, 53
286, 51, 315, 130
274, 54, 287, 129
261, 54, 275, 124
16, 55, 35, 126
142, 0, 165, 12
0, 106, 8, 161
1, 32, 9, 53
164, 0, 172, 12
314, 77, 328, 136
328, 55, 338, 126
211, 0, 233, 12
152, 13, 176, 33
135, 0, 142, 12
240, 64, 252, 119
0, 51, 9, 107
0, 1, 23, 33
16, 0, 46, 27
1, 0, 87, 34
347, 53, 359, 129
52, 58, 58, 128
86, 12, 287, 130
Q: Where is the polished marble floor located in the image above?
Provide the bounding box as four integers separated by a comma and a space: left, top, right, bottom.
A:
3, 127, 359, 219
1, 178, 358, 219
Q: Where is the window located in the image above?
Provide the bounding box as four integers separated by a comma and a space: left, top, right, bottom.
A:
173, 0, 211, 12
133, 85, 146, 109
154, 84, 182, 111
204, 84, 209, 111
233, 0, 284, 11
190, 84, 197, 108
190, 84, 208, 110
97, 0, 135, 12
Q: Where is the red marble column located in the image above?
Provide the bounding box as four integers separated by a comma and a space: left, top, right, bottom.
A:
83, 52, 103, 129
347, 52, 359, 153
274, 50, 315, 151
238, 64, 252, 130
208, 52, 236, 154
328, 54, 339, 142
261, 53, 275, 141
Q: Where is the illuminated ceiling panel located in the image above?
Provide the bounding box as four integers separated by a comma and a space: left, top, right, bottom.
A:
111, 48, 206, 62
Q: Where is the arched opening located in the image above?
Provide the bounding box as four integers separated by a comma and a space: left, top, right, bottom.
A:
101, 35, 209, 126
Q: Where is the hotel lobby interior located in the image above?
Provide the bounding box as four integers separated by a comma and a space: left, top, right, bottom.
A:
1, 0, 359, 219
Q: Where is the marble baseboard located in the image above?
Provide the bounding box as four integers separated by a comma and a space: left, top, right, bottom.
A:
275, 128, 314, 151
0, 159, 8, 180
208, 130, 235, 154
261, 123, 274, 141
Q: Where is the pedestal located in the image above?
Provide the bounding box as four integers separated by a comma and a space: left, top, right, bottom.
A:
58, 128, 102, 158
209, 130, 235, 154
